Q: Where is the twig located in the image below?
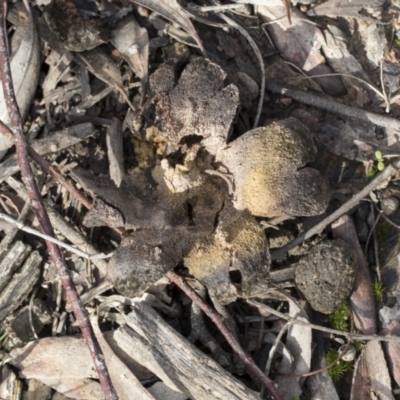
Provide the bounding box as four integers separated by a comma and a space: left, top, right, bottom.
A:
0, 212, 112, 260
205, 169, 234, 195
265, 81, 400, 131
364, 206, 381, 255
0, 2, 118, 399
373, 218, 381, 282
0, 120, 92, 209
28, 286, 39, 340
215, 12, 265, 128
247, 300, 400, 343
370, 204, 382, 282
271, 159, 400, 260
264, 322, 290, 377
192, 3, 246, 12
374, 203, 400, 230
166, 271, 283, 400
380, 59, 390, 112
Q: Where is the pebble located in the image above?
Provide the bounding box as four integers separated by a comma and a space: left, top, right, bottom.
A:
380, 196, 399, 216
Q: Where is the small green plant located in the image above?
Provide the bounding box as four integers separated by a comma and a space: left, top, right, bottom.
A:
376, 222, 391, 243
328, 302, 350, 331
394, 38, 400, 49
326, 349, 353, 381
373, 279, 386, 300
353, 340, 366, 352
368, 150, 385, 177
375, 150, 385, 171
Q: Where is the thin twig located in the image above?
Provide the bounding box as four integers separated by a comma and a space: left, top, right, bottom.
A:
265, 81, 400, 131
28, 286, 39, 340
0, 212, 112, 260
0, 120, 92, 209
205, 169, 234, 195
264, 322, 290, 377
373, 220, 381, 282
271, 160, 400, 260
380, 59, 390, 112
166, 271, 283, 400
374, 203, 400, 230
216, 12, 265, 128
364, 206, 381, 254
247, 300, 400, 343
0, 2, 118, 398
192, 3, 246, 12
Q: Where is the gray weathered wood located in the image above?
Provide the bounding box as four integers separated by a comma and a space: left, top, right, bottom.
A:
114, 301, 259, 400
0, 241, 31, 293
0, 251, 42, 324
0, 123, 95, 183
106, 117, 124, 187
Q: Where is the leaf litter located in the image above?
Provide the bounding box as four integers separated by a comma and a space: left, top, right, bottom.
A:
1, 0, 400, 399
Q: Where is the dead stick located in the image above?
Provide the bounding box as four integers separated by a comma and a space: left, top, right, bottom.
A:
247, 300, 400, 343
271, 159, 400, 260
265, 81, 400, 131
0, 5, 118, 400
166, 271, 283, 400
0, 120, 92, 209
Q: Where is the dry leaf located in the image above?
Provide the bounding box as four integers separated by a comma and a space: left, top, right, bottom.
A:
274, 300, 312, 400
0, 0, 40, 160
91, 317, 155, 400
380, 321, 400, 388
111, 14, 149, 84
257, 6, 346, 97
332, 215, 377, 334
351, 341, 394, 400
307, 0, 384, 20
77, 48, 135, 110
10, 332, 155, 400
10, 336, 105, 400
129, 0, 204, 52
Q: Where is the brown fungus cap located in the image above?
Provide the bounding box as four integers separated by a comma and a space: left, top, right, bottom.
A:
218, 117, 330, 218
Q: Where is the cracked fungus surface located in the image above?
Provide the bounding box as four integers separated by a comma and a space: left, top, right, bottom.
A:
219, 117, 330, 218
295, 240, 357, 314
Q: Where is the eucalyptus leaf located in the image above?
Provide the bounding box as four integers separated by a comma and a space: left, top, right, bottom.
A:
0, 0, 40, 160
129, 0, 204, 53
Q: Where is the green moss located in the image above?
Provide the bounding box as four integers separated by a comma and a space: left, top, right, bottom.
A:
376, 222, 391, 243
328, 302, 350, 331
353, 340, 366, 352
326, 349, 353, 381
373, 279, 385, 300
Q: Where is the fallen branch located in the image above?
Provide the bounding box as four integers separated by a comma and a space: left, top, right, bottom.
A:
271, 159, 400, 260
0, 212, 112, 260
265, 81, 400, 131
166, 271, 283, 400
247, 300, 400, 343
0, 2, 117, 398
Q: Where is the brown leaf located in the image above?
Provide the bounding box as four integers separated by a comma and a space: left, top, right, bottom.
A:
110, 14, 149, 84
307, 0, 384, 20
332, 215, 376, 334
10, 336, 104, 400
0, 0, 40, 160
351, 341, 394, 400
77, 48, 135, 110
381, 321, 400, 388
257, 6, 346, 97
129, 0, 204, 53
